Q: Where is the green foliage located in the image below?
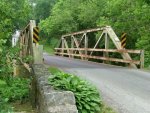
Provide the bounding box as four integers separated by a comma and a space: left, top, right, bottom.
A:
0, 0, 32, 79
39, 0, 150, 67
0, 77, 30, 102
48, 67, 61, 75
48, 72, 101, 113
0, 77, 30, 113
0, 97, 13, 113
34, 0, 57, 22
0, 46, 20, 81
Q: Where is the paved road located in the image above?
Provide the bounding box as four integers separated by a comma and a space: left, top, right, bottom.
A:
43, 53, 150, 113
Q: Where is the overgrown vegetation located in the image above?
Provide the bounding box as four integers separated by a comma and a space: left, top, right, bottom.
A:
0, 0, 33, 112
0, 77, 30, 112
40, 38, 58, 54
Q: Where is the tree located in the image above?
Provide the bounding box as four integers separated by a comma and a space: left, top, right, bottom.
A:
39, 0, 150, 67
0, 0, 32, 78
34, 0, 57, 22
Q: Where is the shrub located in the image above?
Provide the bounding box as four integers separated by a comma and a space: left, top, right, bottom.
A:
0, 96, 13, 113
48, 72, 102, 113
0, 77, 30, 102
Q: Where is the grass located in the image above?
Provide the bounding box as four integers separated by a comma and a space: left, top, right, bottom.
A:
11, 101, 36, 113
48, 66, 117, 113
48, 66, 61, 74
0, 79, 36, 113
43, 44, 54, 55
39, 38, 58, 55
101, 103, 117, 113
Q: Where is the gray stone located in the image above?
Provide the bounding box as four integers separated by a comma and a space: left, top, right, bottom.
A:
31, 64, 78, 113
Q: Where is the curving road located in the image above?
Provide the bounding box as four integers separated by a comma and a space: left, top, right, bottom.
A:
43, 53, 150, 113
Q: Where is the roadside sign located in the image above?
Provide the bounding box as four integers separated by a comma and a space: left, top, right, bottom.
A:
33, 27, 39, 44
121, 33, 127, 48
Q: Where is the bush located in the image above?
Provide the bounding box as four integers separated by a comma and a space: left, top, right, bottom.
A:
0, 77, 30, 102
0, 96, 13, 113
48, 72, 102, 113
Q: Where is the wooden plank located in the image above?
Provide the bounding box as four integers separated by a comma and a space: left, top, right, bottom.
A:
55, 48, 141, 54
54, 52, 140, 65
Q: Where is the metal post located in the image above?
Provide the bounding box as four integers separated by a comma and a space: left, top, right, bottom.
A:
140, 50, 144, 69
61, 37, 64, 56
71, 37, 74, 58
104, 32, 109, 63
29, 20, 36, 64
84, 33, 88, 60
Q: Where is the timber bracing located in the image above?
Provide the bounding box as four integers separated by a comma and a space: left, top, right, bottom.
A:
55, 26, 144, 69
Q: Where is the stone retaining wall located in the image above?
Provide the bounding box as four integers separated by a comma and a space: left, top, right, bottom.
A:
31, 64, 78, 113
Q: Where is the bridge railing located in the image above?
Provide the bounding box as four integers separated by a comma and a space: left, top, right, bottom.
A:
55, 48, 144, 68
14, 20, 43, 74
55, 26, 144, 69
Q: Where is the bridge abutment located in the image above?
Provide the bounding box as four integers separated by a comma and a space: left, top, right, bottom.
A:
31, 64, 78, 113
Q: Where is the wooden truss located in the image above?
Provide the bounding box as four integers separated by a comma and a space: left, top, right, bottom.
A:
55, 26, 144, 69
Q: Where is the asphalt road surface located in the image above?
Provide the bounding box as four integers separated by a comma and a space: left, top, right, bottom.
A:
43, 53, 150, 113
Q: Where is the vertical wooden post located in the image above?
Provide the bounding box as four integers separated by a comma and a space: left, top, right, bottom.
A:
140, 50, 144, 69
61, 37, 64, 56
84, 33, 88, 60
104, 32, 109, 63
71, 36, 74, 58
